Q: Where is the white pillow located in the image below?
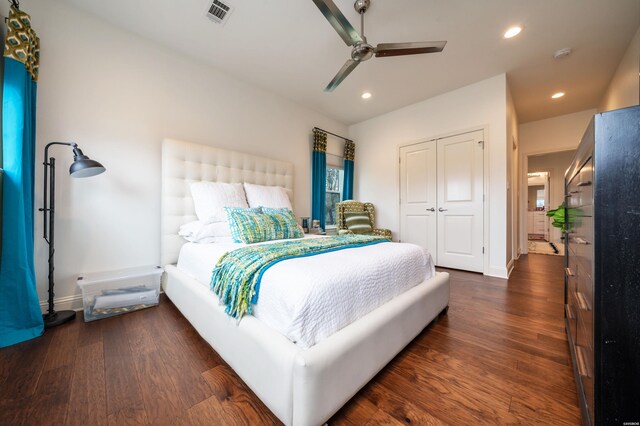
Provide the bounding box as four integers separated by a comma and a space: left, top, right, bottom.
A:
243, 183, 292, 210
179, 221, 232, 243
210, 236, 234, 244
190, 182, 248, 223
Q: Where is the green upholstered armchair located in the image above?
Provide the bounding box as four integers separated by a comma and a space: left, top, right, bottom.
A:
336, 200, 392, 240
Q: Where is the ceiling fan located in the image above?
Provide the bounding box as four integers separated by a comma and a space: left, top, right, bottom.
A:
312, 0, 447, 92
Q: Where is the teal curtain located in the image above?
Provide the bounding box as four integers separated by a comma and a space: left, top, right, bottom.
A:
311, 129, 327, 230
342, 140, 354, 200
0, 6, 44, 348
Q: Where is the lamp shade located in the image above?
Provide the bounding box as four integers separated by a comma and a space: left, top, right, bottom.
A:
69, 148, 106, 178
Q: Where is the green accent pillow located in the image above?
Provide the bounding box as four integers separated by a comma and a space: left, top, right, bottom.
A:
225, 207, 263, 243
262, 207, 304, 240
343, 211, 373, 234
225, 207, 303, 244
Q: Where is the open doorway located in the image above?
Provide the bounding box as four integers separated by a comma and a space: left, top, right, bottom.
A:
522, 149, 576, 256
527, 171, 550, 241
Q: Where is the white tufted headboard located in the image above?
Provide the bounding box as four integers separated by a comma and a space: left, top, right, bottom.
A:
161, 138, 295, 266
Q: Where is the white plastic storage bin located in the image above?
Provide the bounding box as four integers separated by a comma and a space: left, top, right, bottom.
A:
77, 266, 163, 322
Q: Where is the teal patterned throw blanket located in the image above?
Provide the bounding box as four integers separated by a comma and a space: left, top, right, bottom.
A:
211, 235, 389, 319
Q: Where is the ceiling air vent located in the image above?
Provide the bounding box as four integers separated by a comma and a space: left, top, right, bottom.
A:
206, 0, 233, 25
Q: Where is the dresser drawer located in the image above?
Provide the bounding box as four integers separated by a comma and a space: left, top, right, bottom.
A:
567, 180, 581, 208
576, 215, 593, 244
576, 316, 594, 425
566, 292, 578, 344
568, 217, 593, 251
566, 269, 577, 295
578, 158, 593, 188
566, 253, 579, 280
576, 171, 593, 207
576, 290, 593, 352
572, 219, 593, 283
576, 246, 593, 282
566, 211, 591, 251
582, 374, 595, 424
577, 184, 593, 208
577, 157, 593, 205
577, 268, 593, 305
568, 241, 578, 259
575, 332, 593, 377
566, 187, 592, 209
578, 204, 593, 217
575, 343, 595, 422
566, 158, 593, 208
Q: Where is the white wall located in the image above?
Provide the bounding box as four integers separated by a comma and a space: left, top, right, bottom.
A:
518, 109, 594, 253
519, 109, 596, 156
527, 150, 576, 244
26, 0, 347, 310
599, 26, 640, 112
349, 74, 509, 278
506, 79, 519, 269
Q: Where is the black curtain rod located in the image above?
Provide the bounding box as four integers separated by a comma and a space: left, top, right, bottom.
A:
313, 127, 351, 142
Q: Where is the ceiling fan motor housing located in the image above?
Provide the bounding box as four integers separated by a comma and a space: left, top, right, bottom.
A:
354, 0, 370, 14
352, 42, 374, 61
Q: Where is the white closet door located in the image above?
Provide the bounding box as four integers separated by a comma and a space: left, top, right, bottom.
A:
436, 130, 484, 272
399, 141, 437, 258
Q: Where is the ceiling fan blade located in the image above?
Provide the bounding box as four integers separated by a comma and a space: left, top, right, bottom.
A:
324, 59, 360, 92
375, 41, 447, 57
312, 0, 363, 46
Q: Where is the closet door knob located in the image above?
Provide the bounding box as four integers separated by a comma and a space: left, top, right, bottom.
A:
438, 207, 448, 212
426, 208, 435, 212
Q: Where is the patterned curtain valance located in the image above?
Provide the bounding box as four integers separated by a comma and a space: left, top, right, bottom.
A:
313, 129, 327, 153
344, 140, 355, 161
342, 140, 355, 200
4, 6, 40, 82
311, 129, 327, 229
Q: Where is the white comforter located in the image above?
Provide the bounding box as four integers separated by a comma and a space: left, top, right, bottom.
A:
177, 236, 435, 348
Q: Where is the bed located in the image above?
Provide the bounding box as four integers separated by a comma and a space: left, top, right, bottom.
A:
160, 138, 450, 426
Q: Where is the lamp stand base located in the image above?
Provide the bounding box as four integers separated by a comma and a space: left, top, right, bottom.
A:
43, 310, 77, 328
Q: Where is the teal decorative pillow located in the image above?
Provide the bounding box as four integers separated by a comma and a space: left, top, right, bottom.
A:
225, 207, 263, 243
344, 211, 373, 234
262, 208, 304, 240
225, 207, 303, 244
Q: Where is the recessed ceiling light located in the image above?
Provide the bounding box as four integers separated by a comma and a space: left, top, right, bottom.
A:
503, 26, 522, 39
361, 92, 372, 99
551, 92, 565, 99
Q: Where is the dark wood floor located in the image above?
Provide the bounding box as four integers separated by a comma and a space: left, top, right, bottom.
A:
0, 254, 580, 425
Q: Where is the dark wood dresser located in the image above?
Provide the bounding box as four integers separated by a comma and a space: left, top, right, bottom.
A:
564, 105, 640, 425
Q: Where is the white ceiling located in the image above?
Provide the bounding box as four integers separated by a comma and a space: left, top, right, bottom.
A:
60, 0, 640, 124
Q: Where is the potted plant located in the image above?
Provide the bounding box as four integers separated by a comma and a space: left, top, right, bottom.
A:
546, 203, 573, 238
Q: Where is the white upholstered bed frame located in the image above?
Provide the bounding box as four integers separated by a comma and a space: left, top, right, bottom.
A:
160, 138, 450, 426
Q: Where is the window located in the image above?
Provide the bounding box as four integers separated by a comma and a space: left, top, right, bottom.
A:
536, 189, 545, 209
325, 166, 344, 227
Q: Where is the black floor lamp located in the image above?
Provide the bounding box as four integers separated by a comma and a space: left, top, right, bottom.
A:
40, 142, 105, 328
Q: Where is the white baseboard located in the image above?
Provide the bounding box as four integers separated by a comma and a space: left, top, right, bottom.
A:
485, 266, 509, 279
39, 294, 84, 314
506, 259, 515, 277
